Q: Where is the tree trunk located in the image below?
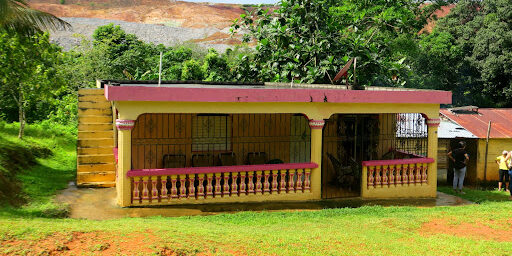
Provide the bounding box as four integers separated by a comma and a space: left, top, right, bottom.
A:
17, 89, 25, 139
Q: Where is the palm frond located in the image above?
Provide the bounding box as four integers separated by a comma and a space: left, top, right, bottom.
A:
0, 0, 71, 36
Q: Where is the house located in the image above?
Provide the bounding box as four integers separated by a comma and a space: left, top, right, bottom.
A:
440, 107, 512, 182
78, 80, 451, 207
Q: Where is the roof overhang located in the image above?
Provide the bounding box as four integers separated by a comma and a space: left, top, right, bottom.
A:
104, 84, 452, 104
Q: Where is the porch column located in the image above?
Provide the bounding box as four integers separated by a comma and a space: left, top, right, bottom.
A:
116, 119, 135, 207
426, 118, 440, 197
309, 119, 325, 199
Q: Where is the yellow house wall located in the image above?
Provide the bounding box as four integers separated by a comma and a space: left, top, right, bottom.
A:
476, 138, 512, 181
114, 100, 440, 205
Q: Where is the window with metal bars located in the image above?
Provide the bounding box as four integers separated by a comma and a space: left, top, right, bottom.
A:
192, 114, 231, 152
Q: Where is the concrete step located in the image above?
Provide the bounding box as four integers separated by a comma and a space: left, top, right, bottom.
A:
77, 181, 116, 188
78, 88, 105, 95
78, 108, 112, 116
77, 163, 116, 173
78, 94, 108, 102
78, 154, 115, 164
77, 171, 116, 183
78, 131, 114, 139
78, 138, 114, 148
78, 101, 111, 109
79, 116, 113, 124
78, 123, 114, 131
78, 147, 114, 155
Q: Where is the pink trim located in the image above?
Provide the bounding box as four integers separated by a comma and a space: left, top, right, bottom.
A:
127, 162, 318, 177
309, 119, 325, 129
113, 147, 118, 164
116, 119, 135, 130
105, 85, 452, 104
362, 158, 434, 166
426, 118, 441, 127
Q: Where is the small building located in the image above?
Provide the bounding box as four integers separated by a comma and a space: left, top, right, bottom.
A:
440, 107, 512, 182
79, 81, 451, 207
436, 117, 477, 183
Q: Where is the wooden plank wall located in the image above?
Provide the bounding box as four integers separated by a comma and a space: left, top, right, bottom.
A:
437, 139, 449, 170
131, 113, 306, 169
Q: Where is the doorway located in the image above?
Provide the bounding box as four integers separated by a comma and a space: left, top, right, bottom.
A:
321, 114, 379, 198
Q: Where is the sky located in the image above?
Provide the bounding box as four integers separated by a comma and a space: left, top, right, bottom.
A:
183, 0, 279, 4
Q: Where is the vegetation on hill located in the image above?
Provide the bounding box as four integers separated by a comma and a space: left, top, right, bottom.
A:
0, 121, 76, 217
2, 0, 512, 135
233, 0, 446, 87
409, 0, 512, 107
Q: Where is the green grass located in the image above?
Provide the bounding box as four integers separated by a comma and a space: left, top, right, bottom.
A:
0, 121, 76, 217
438, 186, 511, 203
0, 202, 511, 255
0, 121, 511, 255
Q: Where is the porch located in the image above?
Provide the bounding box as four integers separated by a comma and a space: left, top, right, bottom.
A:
103, 81, 450, 207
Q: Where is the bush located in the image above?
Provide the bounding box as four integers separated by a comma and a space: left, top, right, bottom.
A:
181, 59, 204, 80
47, 94, 78, 126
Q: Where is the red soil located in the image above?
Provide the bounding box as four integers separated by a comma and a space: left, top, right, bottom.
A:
1, 231, 161, 255
28, 0, 245, 29
191, 31, 242, 45
419, 218, 512, 242
421, 4, 455, 34
0, 230, 249, 255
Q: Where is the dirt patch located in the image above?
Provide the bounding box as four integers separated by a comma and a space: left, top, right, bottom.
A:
29, 0, 244, 29
0, 230, 253, 255
419, 218, 512, 242
1, 231, 164, 255
191, 32, 242, 45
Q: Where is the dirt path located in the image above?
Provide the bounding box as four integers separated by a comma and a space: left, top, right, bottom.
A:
420, 218, 512, 242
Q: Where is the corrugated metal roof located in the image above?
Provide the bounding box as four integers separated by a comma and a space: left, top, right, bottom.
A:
438, 119, 477, 139
440, 108, 512, 138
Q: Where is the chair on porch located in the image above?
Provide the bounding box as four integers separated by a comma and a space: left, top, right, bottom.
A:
163, 154, 186, 168
326, 153, 359, 191
218, 152, 237, 166
247, 152, 267, 165
192, 154, 215, 167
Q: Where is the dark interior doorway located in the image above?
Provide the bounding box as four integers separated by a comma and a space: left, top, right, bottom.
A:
322, 114, 379, 199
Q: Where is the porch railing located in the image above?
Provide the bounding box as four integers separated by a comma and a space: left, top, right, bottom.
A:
127, 162, 318, 205
362, 157, 434, 189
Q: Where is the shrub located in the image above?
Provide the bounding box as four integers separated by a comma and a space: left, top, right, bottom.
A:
181, 59, 204, 80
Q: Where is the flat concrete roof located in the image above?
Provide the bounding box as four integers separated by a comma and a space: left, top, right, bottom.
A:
103, 81, 452, 104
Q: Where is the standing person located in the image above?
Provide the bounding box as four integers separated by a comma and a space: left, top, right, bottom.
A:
508, 152, 512, 199
448, 141, 470, 194
496, 150, 510, 191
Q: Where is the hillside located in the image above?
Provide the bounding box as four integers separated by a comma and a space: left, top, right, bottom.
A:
27, 0, 252, 51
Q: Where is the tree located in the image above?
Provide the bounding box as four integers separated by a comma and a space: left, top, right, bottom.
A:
202, 49, 230, 82
232, 0, 447, 87
0, 0, 70, 35
410, 0, 512, 107
0, 31, 62, 138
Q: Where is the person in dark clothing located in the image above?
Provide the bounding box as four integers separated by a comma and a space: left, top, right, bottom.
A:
447, 141, 469, 194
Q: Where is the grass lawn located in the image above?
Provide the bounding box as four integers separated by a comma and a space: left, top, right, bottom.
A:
0, 122, 76, 217
438, 186, 512, 203
0, 122, 511, 255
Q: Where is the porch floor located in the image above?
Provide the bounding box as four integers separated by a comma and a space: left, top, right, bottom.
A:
56, 182, 473, 220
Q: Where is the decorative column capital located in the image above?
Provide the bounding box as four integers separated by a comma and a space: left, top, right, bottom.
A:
426, 118, 440, 127
116, 119, 135, 130
309, 119, 325, 129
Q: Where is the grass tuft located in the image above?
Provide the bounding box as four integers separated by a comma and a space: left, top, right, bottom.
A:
0, 122, 76, 217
